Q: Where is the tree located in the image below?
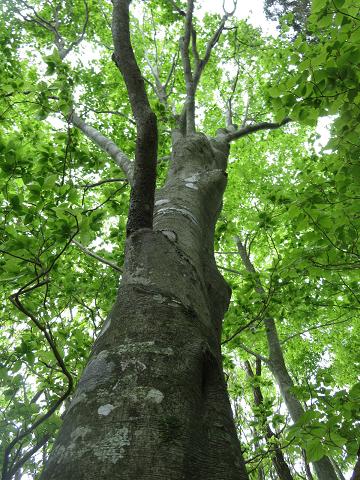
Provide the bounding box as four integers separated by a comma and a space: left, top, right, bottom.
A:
1, 0, 359, 479
263, 0, 311, 32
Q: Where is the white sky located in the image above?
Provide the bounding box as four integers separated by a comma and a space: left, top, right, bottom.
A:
201, 0, 278, 35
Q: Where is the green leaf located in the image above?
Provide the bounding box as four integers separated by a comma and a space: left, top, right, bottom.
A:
306, 440, 325, 462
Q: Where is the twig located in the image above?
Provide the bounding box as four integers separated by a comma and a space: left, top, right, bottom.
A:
82, 177, 128, 189
72, 239, 122, 273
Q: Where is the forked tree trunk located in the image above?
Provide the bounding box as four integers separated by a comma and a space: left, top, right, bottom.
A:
40, 132, 249, 480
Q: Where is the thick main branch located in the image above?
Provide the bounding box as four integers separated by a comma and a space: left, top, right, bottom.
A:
112, 0, 158, 235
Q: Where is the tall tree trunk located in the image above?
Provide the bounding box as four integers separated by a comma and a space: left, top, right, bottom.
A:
236, 241, 339, 480
303, 450, 315, 480
330, 458, 346, 480
40, 133, 249, 480
350, 448, 360, 480
244, 360, 294, 480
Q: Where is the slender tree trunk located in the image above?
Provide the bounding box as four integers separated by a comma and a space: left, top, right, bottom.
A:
237, 241, 339, 480
350, 448, 360, 480
330, 458, 346, 480
244, 360, 294, 480
257, 463, 265, 480
40, 132, 249, 480
303, 450, 314, 480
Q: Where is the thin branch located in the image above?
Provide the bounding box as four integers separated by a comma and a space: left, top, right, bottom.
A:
221, 316, 262, 345
6, 435, 50, 480
167, 0, 186, 17
164, 48, 180, 90
82, 177, 128, 189
338, 273, 360, 305
241, 95, 250, 128
179, 0, 195, 134
191, 28, 200, 69
85, 108, 136, 125
223, 118, 291, 143
280, 315, 353, 345
3, 225, 80, 477
193, 4, 237, 91
72, 239, 122, 273
17, 1, 134, 185
217, 265, 244, 275
236, 341, 269, 364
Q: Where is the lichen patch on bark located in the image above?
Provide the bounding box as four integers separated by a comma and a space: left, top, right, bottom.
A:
146, 388, 164, 404
93, 427, 130, 464
98, 404, 116, 416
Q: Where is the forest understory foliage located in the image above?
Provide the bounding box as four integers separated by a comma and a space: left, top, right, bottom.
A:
0, 0, 359, 478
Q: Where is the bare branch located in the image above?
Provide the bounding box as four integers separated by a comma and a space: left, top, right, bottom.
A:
217, 265, 244, 276
18, 0, 89, 60
179, 0, 237, 133
191, 28, 200, 69
241, 95, 250, 127
193, 2, 237, 91
280, 314, 353, 345
222, 117, 291, 143
179, 0, 195, 134
69, 111, 134, 184
167, 0, 186, 17
7, 435, 50, 480
235, 341, 269, 364
164, 48, 180, 90
16, 1, 135, 185
82, 177, 128, 189
221, 316, 263, 345
84, 108, 136, 126
5, 239, 77, 477
72, 239, 122, 273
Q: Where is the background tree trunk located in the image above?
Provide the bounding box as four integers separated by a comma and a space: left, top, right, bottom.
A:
244, 360, 294, 480
237, 241, 339, 480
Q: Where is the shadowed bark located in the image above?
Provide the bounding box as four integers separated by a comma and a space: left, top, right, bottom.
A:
40, 132, 249, 480
112, 0, 158, 235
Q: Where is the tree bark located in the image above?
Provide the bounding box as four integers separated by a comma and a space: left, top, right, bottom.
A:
303, 450, 314, 480
244, 360, 294, 480
40, 132, 249, 479
350, 448, 360, 480
236, 241, 339, 480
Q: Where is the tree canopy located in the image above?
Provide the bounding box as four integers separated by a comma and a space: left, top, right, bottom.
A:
0, 0, 359, 478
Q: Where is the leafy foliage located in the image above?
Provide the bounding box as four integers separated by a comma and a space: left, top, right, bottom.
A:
0, 0, 359, 478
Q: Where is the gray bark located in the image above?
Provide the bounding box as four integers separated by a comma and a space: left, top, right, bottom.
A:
236, 241, 339, 480
244, 360, 294, 480
350, 449, 360, 480
40, 133, 249, 479
303, 450, 314, 480
330, 458, 346, 480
